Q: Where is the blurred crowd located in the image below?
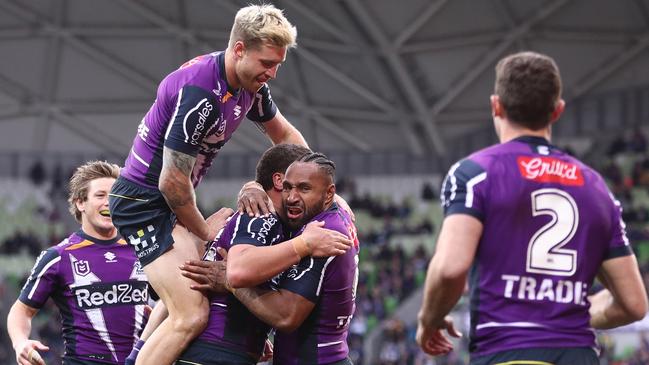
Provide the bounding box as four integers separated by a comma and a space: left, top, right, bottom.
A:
1, 129, 648, 364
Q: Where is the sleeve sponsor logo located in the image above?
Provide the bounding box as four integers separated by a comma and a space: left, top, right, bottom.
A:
183, 99, 214, 146
247, 215, 278, 245
517, 156, 584, 186
74, 281, 148, 309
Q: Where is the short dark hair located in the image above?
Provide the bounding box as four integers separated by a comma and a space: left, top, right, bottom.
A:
495, 51, 562, 130
297, 152, 336, 184
256, 144, 311, 190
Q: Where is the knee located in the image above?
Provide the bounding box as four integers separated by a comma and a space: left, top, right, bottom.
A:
171, 311, 208, 337
170, 300, 210, 338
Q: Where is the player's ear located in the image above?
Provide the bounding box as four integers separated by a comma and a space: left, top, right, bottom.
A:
490, 95, 503, 118
549, 99, 565, 125
325, 184, 335, 206
272, 172, 283, 191
233, 41, 245, 58
75, 198, 85, 213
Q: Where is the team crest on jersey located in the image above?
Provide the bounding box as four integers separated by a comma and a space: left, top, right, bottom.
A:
517, 156, 584, 186
73, 259, 91, 277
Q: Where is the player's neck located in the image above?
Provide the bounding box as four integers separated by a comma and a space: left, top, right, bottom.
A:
268, 189, 282, 213
224, 48, 241, 90
498, 118, 551, 144
81, 222, 118, 241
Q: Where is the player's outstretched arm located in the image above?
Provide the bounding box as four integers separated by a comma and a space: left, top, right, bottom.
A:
227, 221, 352, 288
7, 301, 49, 365
262, 110, 308, 147
417, 214, 481, 355
589, 255, 648, 329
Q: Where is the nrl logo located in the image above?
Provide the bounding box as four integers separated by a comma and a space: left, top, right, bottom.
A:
73, 260, 91, 277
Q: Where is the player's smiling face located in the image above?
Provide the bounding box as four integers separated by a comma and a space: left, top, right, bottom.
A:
235, 41, 286, 92
77, 177, 117, 238
282, 162, 331, 231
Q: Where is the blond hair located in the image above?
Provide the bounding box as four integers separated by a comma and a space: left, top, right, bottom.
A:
68, 161, 120, 223
229, 4, 297, 50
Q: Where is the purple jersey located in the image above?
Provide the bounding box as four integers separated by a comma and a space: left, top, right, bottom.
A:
440, 136, 632, 357
19, 230, 149, 364
274, 204, 360, 365
121, 52, 277, 189
196, 212, 284, 359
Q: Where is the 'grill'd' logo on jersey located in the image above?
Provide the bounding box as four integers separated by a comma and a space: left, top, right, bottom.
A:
74, 281, 148, 309
517, 156, 584, 186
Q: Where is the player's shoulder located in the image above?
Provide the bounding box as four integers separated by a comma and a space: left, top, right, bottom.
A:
312, 204, 348, 234
234, 212, 282, 231
161, 53, 218, 95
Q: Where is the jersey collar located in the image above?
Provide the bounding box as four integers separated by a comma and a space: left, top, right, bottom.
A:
76, 229, 121, 246
216, 52, 240, 98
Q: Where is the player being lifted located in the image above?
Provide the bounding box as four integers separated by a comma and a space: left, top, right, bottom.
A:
417, 51, 648, 364
108, 5, 348, 365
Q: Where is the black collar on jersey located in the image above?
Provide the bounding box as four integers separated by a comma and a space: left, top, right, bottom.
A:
216, 52, 240, 98
76, 229, 121, 246
512, 135, 551, 146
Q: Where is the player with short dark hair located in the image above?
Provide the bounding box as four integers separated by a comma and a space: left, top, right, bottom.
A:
225, 153, 360, 365
174, 145, 353, 365
416, 51, 648, 364
7, 161, 149, 365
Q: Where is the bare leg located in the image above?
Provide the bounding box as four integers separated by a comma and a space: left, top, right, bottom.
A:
135, 225, 209, 365
140, 301, 168, 341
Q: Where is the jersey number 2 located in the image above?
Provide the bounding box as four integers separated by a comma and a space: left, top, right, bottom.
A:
526, 188, 579, 276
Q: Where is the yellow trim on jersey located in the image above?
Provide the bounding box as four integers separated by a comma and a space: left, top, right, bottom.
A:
494, 361, 554, 365
176, 360, 203, 365
108, 193, 149, 202
64, 240, 94, 250
117, 238, 127, 245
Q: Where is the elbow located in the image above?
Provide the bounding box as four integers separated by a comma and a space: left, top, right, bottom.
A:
274, 315, 301, 333
627, 297, 649, 322
158, 177, 172, 197
226, 267, 252, 289
436, 263, 469, 284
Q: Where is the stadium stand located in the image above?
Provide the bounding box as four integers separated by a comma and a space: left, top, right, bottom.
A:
1, 128, 648, 365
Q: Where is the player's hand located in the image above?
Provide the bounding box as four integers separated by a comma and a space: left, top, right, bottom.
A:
180, 257, 229, 294
334, 194, 355, 223
237, 181, 274, 217
416, 315, 462, 356
15, 339, 48, 365
206, 207, 235, 240
301, 221, 353, 257
259, 338, 274, 362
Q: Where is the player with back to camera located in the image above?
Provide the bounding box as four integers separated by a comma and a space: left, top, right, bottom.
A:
416, 51, 648, 365
7, 161, 149, 365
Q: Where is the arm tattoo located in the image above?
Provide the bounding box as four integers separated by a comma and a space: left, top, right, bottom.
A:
161, 148, 197, 209
234, 287, 265, 304
164, 148, 196, 176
